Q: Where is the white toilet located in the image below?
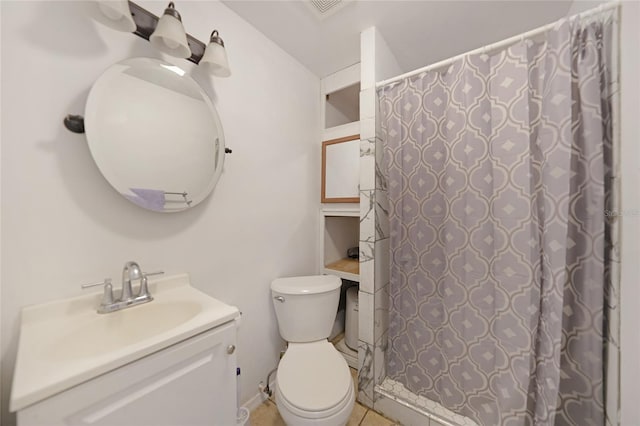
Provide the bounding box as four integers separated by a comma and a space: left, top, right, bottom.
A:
271, 275, 355, 426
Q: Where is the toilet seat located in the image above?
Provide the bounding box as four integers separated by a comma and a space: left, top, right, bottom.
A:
276, 379, 354, 420
276, 341, 352, 417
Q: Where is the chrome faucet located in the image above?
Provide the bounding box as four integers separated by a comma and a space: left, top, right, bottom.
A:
121, 261, 142, 301
82, 261, 164, 314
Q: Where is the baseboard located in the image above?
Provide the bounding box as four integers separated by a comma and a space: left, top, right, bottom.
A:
242, 379, 276, 412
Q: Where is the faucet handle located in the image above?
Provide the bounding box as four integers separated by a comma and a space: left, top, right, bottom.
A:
81, 278, 114, 305
81, 278, 112, 289
138, 271, 162, 298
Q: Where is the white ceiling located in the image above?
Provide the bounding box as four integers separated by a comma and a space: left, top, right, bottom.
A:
222, 0, 577, 78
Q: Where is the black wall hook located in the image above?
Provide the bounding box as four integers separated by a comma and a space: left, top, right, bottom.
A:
64, 115, 85, 134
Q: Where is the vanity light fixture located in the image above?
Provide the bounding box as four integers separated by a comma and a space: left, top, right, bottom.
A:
200, 31, 231, 77
149, 2, 191, 59
91, 0, 136, 32
90, 0, 231, 75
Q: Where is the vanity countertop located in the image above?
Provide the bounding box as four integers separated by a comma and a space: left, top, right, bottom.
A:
10, 273, 240, 412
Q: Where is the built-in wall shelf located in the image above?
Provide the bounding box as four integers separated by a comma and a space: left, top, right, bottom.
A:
324, 258, 359, 281
321, 209, 359, 282
320, 64, 362, 373
325, 82, 360, 129
321, 63, 361, 142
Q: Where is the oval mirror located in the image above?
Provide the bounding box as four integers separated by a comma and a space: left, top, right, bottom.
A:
84, 57, 225, 212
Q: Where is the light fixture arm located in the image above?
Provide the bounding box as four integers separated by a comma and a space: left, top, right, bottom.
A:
127, 1, 206, 64
209, 30, 224, 47
163, 2, 182, 21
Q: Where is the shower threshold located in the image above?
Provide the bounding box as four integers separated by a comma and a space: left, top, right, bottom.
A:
375, 378, 478, 426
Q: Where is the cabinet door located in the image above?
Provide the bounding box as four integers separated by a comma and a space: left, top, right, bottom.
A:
19, 322, 237, 426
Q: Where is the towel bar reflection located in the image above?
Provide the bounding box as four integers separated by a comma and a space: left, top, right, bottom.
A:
164, 191, 192, 206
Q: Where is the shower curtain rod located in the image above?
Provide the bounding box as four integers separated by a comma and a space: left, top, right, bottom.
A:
376, 1, 620, 88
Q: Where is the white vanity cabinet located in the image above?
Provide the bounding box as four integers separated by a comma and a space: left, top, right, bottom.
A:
17, 321, 238, 426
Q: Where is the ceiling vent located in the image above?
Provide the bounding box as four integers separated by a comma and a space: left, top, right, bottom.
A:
305, 0, 352, 20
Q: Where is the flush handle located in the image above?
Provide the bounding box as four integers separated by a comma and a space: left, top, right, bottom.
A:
274, 296, 285, 303
227, 345, 236, 354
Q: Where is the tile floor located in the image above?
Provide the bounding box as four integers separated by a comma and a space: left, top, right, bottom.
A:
250, 399, 398, 426
250, 368, 400, 426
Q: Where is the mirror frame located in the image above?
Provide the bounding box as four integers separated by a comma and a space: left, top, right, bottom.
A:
321, 134, 360, 203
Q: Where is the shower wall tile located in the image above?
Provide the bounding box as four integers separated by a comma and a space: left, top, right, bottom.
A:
358, 340, 374, 408
375, 189, 389, 240
359, 241, 374, 293
360, 138, 376, 191
362, 189, 389, 242
359, 290, 375, 344
361, 136, 375, 157
361, 118, 376, 140
375, 238, 390, 292
360, 88, 376, 120
359, 56, 387, 413
375, 111, 387, 191
374, 330, 388, 388
374, 283, 390, 344
360, 190, 375, 244
375, 94, 382, 137
360, 27, 375, 90
375, 162, 387, 192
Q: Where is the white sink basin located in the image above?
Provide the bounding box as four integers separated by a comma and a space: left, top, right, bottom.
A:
10, 274, 240, 412
49, 301, 202, 360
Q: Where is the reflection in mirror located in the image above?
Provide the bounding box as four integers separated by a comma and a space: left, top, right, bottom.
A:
84, 57, 225, 212
321, 135, 360, 203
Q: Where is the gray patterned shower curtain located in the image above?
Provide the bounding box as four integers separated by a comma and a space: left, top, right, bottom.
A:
379, 15, 617, 426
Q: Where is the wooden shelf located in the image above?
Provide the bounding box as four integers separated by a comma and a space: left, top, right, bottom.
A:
324, 258, 359, 282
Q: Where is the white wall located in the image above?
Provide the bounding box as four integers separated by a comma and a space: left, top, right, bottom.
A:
566, 0, 607, 15
0, 0, 3, 415
619, 2, 640, 424
0, 1, 320, 424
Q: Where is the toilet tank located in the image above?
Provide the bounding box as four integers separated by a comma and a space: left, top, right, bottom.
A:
271, 275, 341, 343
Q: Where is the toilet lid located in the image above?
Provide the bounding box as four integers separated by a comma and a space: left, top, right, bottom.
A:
277, 341, 351, 412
